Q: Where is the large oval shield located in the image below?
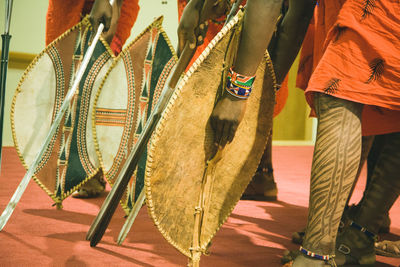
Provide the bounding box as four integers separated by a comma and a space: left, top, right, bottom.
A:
145, 12, 276, 259
94, 17, 177, 214
11, 17, 114, 204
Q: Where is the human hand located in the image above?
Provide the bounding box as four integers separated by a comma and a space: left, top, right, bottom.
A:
210, 93, 247, 148
102, 1, 122, 44
89, 0, 113, 34
177, 0, 208, 57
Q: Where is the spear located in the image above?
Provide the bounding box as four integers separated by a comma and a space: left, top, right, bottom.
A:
0, 0, 13, 170
0, 0, 115, 231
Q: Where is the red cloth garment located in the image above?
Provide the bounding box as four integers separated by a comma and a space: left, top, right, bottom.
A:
46, 0, 139, 55
297, 0, 400, 136
177, 0, 288, 117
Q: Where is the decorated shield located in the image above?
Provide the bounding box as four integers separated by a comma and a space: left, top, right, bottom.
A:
93, 17, 177, 214
11, 17, 114, 206
145, 11, 276, 263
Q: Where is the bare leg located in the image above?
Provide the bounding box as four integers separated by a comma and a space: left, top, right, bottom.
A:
355, 136, 374, 190
242, 128, 278, 201
293, 93, 363, 266
361, 134, 390, 233
366, 134, 385, 189
354, 133, 400, 233
335, 132, 400, 265
290, 135, 374, 247
342, 135, 374, 205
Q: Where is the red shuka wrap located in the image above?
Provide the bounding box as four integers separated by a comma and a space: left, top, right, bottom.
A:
46, 0, 140, 55
297, 0, 400, 136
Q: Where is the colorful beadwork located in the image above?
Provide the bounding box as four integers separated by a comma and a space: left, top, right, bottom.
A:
226, 68, 255, 99
299, 246, 333, 261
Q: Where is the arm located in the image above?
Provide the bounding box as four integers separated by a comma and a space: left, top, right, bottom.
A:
210, 0, 283, 147
177, 0, 231, 57
210, 0, 317, 147
177, 0, 204, 57
103, 0, 124, 44
234, 0, 283, 76
269, 0, 316, 84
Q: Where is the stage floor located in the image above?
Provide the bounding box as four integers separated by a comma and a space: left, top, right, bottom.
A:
0, 146, 399, 266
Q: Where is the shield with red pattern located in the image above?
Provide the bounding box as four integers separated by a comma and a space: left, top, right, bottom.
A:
93, 16, 177, 214
11, 17, 114, 206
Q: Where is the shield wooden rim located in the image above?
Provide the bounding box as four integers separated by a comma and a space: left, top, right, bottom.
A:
145, 11, 277, 258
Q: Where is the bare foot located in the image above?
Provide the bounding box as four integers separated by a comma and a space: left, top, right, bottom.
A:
241, 170, 277, 201
72, 177, 105, 198
375, 240, 400, 258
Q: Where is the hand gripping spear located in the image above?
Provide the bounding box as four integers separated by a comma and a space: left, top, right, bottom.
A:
0, 0, 13, 171
0, 0, 115, 231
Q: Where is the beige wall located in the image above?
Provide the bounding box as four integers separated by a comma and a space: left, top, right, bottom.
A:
272, 54, 316, 142
0, 0, 48, 146
0, 0, 314, 146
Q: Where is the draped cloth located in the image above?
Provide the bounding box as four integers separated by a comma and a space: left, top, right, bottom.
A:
297, 0, 400, 136
46, 0, 140, 55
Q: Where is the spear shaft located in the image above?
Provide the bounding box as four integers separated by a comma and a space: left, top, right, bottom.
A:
0, 0, 13, 170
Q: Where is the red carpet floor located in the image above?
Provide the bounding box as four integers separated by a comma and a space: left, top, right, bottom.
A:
0, 146, 399, 266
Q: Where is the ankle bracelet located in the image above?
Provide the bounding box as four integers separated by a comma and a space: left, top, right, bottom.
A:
299, 246, 334, 261
349, 221, 377, 240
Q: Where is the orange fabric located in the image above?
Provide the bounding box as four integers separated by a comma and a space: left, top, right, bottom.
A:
177, 0, 288, 117
297, 0, 400, 136
46, 0, 139, 55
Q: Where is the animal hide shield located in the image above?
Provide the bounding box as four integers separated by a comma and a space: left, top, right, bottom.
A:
145, 11, 276, 260
11, 17, 114, 205
93, 17, 177, 214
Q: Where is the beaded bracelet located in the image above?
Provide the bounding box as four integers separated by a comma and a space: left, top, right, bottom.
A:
226, 68, 256, 99
299, 246, 334, 261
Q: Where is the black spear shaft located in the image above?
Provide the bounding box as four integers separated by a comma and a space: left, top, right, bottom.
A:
0, 0, 13, 170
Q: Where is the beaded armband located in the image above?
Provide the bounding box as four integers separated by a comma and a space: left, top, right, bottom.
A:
226, 68, 256, 99
299, 246, 334, 261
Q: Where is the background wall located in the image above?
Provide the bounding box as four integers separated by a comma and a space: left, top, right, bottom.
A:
0, 0, 315, 146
